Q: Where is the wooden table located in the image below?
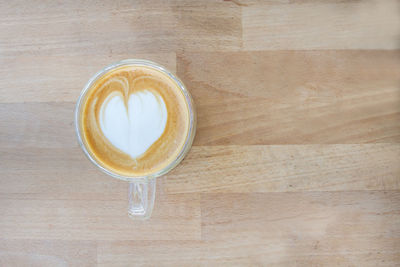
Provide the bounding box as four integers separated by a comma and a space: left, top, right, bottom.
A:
1, 0, 399, 266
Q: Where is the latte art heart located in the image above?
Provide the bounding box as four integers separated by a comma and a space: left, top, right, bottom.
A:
99, 90, 168, 159
80, 65, 190, 176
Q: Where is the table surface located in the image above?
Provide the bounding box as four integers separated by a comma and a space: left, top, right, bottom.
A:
1, 0, 400, 266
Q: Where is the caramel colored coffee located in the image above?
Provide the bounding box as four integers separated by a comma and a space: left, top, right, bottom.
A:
79, 65, 190, 177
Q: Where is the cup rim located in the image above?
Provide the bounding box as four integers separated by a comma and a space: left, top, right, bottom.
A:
74, 59, 196, 182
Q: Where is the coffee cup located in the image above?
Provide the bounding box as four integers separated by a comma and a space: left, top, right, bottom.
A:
75, 59, 196, 219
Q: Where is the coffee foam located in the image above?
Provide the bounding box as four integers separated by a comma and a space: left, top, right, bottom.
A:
80, 65, 190, 177
99, 91, 168, 159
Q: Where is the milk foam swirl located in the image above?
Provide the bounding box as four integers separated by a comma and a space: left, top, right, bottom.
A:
80, 65, 190, 176
99, 90, 168, 159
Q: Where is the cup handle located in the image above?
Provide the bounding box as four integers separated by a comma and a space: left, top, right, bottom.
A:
128, 178, 156, 220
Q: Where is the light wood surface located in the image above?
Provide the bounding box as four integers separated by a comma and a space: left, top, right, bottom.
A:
1, 0, 399, 266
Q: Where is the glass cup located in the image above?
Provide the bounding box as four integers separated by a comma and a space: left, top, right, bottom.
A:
74, 59, 196, 220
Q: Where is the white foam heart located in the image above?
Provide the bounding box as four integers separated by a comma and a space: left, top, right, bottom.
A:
99, 90, 168, 159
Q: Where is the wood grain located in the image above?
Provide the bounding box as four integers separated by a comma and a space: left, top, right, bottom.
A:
165, 144, 400, 193
200, 192, 400, 266
0, 191, 200, 241
1, 145, 399, 195
0, 0, 241, 57
97, 192, 400, 266
0, 103, 76, 148
243, 0, 400, 50
178, 50, 400, 145
1, 0, 399, 265
0, 239, 96, 267
0, 53, 176, 103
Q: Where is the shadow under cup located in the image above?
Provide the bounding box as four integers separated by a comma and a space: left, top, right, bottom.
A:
75, 59, 196, 220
